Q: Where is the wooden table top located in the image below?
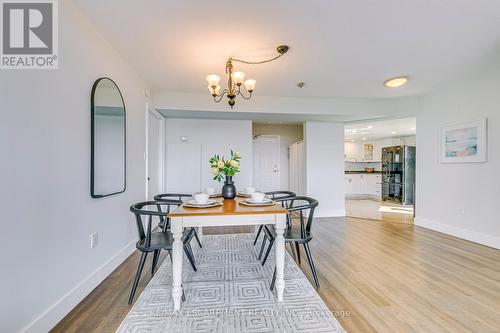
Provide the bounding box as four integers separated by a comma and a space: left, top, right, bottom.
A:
168, 196, 288, 217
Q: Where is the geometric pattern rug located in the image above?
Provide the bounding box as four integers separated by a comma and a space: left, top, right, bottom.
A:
117, 234, 345, 333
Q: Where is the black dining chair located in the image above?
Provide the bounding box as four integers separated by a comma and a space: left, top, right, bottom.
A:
261, 196, 321, 289
254, 191, 296, 246
256, 191, 296, 264
154, 193, 202, 248
128, 201, 198, 304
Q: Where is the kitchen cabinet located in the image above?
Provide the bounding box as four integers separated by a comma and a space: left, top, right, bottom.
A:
345, 141, 381, 162
345, 173, 381, 198
344, 142, 363, 162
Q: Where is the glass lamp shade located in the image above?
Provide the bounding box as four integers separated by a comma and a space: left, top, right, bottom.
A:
244, 79, 256, 92
231, 71, 246, 85
206, 74, 221, 88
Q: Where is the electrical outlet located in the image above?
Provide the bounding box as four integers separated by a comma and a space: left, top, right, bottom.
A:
90, 232, 99, 248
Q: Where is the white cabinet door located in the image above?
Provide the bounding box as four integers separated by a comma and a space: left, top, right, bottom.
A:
297, 141, 306, 196
344, 177, 351, 195
350, 174, 362, 194
365, 174, 381, 196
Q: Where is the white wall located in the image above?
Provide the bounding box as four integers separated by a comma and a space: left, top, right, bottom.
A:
164, 119, 253, 192
415, 60, 500, 249
0, 1, 147, 332
252, 124, 303, 189
304, 122, 346, 217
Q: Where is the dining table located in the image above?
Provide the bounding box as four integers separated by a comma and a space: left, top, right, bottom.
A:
168, 196, 288, 311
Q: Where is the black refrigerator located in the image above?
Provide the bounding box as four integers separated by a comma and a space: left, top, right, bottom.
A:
381, 145, 416, 205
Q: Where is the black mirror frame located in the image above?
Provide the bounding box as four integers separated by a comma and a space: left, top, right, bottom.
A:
90, 77, 127, 198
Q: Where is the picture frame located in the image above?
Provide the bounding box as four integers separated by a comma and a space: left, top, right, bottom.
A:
439, 119, 487, 163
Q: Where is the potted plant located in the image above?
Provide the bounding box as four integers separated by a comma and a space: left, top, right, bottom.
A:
209, 150, 241, 199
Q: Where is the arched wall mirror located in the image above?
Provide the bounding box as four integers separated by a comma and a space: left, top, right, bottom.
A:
91, 77, 126, 198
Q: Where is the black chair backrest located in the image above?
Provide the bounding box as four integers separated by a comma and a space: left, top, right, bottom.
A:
130, 201, 173, 249
154, 193, 192, 203
287, 196, 319, 239
154, 194, 192, 230
265, 191, 296, 202
265, 191, 296, 227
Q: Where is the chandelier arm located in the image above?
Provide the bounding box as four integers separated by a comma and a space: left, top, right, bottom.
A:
213, 89, 228, 102
238, 88, 252, 100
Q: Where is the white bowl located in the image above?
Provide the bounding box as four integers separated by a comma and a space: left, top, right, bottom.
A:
250, 192, 265, 203
194, 193, 209, 204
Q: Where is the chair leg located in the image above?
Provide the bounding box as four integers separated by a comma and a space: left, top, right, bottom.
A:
193, 228, 202, 248
258, 234, 267, 260
184, 243, 197, 271
261, 237, 274, 266
303, 243, 320, 288
128, 252, 148, 304
270, 266, 276, 291
253, 225, 264, 245
151, 249, 160, 277
295, 242, 301, 264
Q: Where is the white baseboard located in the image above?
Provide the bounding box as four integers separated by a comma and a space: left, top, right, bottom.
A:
21, 238, 137, 333
415, 217, 500, 250
315, 209, 346, 218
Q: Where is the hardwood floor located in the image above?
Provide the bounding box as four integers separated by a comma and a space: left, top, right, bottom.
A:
346, 198, 414, 224
51, 219, 500, 333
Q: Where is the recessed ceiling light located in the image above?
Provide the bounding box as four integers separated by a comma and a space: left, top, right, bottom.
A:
411, 127, 416, 130
351, 139, 356, 143
391, 131, 397, 135
384, 76, 408, 88
367, 125, 373, 129
362, 137, 367, 141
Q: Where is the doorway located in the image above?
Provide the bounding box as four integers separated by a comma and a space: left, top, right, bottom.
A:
252, 135, 280, 192
344, 118, 416, 224
147, 109, 164, 200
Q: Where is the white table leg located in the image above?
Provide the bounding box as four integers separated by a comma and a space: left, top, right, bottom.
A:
275, 215, 286, 302
171, 217, 184, 311
197, 226, 203, 242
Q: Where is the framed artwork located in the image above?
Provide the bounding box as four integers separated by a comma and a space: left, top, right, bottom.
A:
439, 119, 487, 163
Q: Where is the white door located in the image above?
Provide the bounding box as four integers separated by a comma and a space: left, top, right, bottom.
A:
253, 136, 280, 192
147, 112, 161, 199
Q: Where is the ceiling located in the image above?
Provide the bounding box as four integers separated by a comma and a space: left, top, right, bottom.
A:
75, 0, 500, 99
344, 118, 416, 141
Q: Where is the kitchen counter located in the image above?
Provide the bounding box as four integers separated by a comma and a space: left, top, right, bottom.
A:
345, 171, 382, 174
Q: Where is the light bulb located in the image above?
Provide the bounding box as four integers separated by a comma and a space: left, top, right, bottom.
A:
244, 79, 256, 92
231, 71, 246, 85
206, 74, 220, 88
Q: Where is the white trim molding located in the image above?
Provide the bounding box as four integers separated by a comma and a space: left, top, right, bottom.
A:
21, 239, 137, 333
415, 217, 500, 250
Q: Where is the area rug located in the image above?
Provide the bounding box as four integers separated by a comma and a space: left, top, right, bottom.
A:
117, 233, 345, 333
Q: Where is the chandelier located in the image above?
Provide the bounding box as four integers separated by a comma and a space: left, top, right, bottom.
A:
206, 45, 289, 108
